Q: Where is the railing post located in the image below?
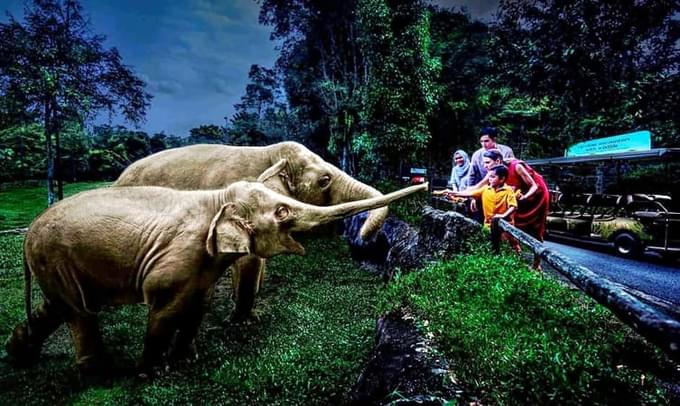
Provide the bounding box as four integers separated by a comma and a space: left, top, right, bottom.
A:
490, 217, 501, 254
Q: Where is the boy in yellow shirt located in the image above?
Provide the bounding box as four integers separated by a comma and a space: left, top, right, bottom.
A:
435, 165, 520, 251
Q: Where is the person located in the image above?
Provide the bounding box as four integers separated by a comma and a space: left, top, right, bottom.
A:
468, 127, 515, 186
467, 127, 515, 222
448, 149, 471, 192
478, 149, 550, 270
435, 165, 520, 253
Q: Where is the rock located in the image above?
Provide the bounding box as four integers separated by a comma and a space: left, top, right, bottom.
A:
344, 310, 465, 405
342, 207, 482, 404
344, 207, 483, 280
343, 212, 416, 265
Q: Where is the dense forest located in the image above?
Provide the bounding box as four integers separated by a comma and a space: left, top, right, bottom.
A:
1, 0, 678, 196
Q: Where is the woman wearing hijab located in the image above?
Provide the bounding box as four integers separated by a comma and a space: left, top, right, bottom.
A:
448, 149, 471, 192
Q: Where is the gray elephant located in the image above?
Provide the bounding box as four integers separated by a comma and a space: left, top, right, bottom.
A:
114, 141, 389, 319
5, 166, 426, 374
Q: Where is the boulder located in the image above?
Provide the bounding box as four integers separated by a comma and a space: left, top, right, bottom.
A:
344, 310, 464, 405
344, 207, 482, 280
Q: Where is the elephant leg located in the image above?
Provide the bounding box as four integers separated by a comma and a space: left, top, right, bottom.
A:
66, 314, 107, 376
140, 286, 200, 373
169, 288, 213, 363
257, 259, 267, 291
140, 309, 178, 372
5, 301, 64, 366
231, 255, 265, 320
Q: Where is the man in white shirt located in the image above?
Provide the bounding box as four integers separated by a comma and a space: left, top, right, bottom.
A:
467, 127, 514, 222
468, 127, 515, 186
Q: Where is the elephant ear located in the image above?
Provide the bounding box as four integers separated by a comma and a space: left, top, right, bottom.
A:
206, 203, 252, 256
258, 159, 296, 195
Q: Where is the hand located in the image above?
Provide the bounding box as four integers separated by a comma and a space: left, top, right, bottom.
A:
432, 189, 447, 196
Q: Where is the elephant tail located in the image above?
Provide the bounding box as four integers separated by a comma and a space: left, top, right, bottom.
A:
23, 250, 32, 335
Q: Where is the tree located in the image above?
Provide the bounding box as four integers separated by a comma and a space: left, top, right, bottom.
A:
228, 64, 290, 146
492, 0, 680, 155
0, 123, 45, 182
0, 0, 151, 204
187, 124, 226, 145
149, 131, 183, 153
259, 0, 367, 171
357, 0, 442, 177
87, 125, 151, 180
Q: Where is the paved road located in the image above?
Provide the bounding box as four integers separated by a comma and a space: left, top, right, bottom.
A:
543, 239, 680, 306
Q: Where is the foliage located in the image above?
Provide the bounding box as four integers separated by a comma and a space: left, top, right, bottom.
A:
426, 9, 493, 172
187, 124, 226, 145
0, 0, 151, 203
228, 65, 291, 146
247, 0, 679, 181
357, 0, 442, 177
0, 123, 45, 182
374, 179, 429, 225
0, 181, 108, 229
377, 250, 671, 404
492, 0, 680, 157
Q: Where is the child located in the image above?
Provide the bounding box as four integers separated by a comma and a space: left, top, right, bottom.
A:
434, 164, 520, 252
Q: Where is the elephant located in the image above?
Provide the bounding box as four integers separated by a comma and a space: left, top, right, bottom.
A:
5, 166, 427, 375
114, 141, 390, 319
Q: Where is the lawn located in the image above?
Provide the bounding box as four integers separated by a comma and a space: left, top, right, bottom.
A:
0, 232, 381, 405
0, 181, 383, 405
0, 181, 110, 229
0, 181, 674, 405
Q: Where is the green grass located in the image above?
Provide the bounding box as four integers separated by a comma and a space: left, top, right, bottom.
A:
0, 181, 674, 404
0, 181, 382, 404
377, 248, 671, 405
0, 233, 381, 405
0, 181, 110, 229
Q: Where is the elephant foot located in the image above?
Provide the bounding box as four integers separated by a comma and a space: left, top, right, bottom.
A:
5, 324, 42, 367
136, 353, 171, 379
76, 357, 116, 387
167, 338, 198, 365
136, 361, 169, 380
229, 309, 252, 323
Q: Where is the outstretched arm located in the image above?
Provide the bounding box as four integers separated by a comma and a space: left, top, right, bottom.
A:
433, 188, 478, 198
469, 172, 490, 191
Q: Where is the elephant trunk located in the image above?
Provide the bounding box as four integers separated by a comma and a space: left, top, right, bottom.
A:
331, 172, 389, 240
292, 183, 427, 232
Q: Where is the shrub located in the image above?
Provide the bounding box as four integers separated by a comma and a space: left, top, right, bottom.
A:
377, 250, 669, 404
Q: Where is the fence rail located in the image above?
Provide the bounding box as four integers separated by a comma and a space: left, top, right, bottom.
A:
490, 217, 680, 363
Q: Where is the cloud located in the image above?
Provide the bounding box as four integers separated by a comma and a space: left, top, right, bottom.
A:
114, 0, 277, 135
148, 80, 184, 95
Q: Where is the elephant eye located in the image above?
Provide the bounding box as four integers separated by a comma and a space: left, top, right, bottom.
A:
317, 174, 331, 189
275, 205, 290, 221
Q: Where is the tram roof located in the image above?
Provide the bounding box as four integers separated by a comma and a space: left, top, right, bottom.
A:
526, 148, 680, 166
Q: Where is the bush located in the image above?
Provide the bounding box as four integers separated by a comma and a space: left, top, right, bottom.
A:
377, 250, 669, 404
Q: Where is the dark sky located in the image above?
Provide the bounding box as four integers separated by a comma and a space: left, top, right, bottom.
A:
1, 0, 498, 136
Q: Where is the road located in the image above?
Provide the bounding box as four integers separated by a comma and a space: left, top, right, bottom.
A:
542, 239, 680, 306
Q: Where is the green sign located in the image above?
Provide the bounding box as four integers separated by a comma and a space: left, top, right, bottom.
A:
565, 131, 651, 157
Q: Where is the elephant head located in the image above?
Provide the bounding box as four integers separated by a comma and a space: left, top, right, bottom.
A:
258, 142, 389, 240
206, 180, 428, 258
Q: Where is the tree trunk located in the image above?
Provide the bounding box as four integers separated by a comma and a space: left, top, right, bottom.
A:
44, 101, 56, 206
55, 125, 63, 200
